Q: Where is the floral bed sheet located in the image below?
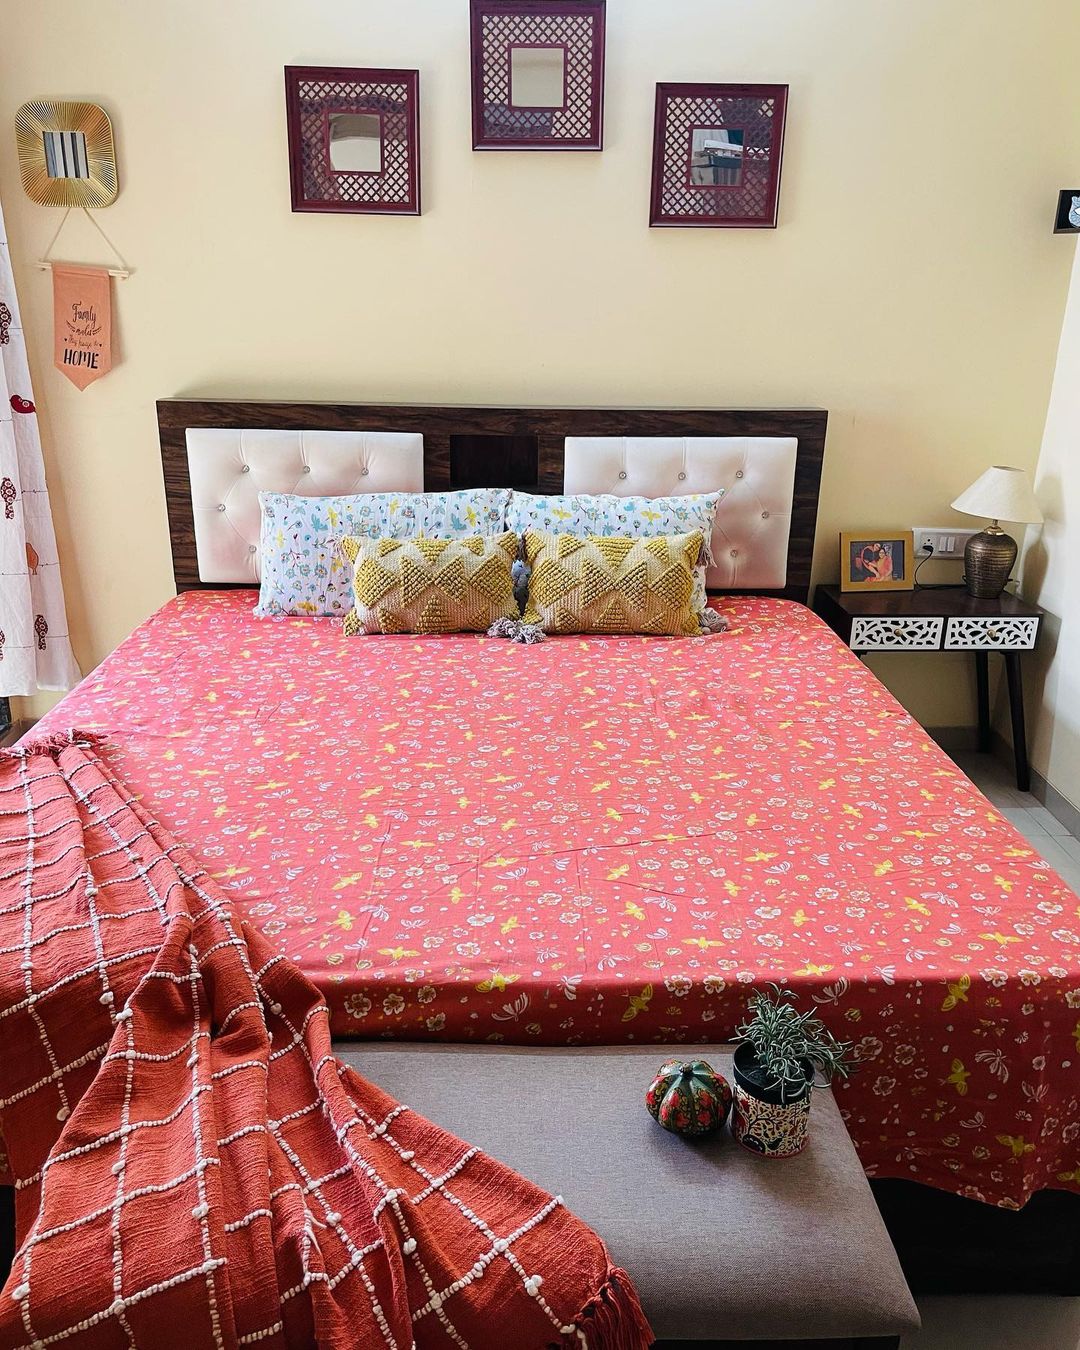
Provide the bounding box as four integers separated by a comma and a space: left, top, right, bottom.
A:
31, 590, 1080, 1206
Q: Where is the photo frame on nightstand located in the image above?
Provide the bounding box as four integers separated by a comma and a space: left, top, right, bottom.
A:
839, 531, 915, 593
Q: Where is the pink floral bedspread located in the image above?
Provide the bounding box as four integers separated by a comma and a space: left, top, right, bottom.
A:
32, 590, 1080, 1206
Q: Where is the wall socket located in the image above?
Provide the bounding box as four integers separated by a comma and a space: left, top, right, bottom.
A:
913, 526, 977, 560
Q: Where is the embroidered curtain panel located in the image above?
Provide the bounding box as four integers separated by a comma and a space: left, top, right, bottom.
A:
0, 196, 80, 695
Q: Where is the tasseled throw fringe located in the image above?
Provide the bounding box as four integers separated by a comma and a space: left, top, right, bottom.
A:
1, 727, 107, 759
556, 1266, 654, 1350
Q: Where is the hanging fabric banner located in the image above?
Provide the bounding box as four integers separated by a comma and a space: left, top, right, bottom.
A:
52, 263, 112, 389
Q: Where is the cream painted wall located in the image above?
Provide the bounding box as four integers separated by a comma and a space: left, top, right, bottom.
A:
1, 1, 1079, 723
1020, 242, 1080, 812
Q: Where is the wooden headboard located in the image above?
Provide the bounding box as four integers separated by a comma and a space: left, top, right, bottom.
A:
156, 400, 828, 602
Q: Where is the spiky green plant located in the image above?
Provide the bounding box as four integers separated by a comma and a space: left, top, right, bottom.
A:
735, 984, 855, 1102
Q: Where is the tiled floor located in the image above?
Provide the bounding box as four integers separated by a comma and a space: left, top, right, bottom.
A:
902, 752, 1080, 1350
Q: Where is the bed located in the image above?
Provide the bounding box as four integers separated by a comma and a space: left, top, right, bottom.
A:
7, 399, 1080, 1299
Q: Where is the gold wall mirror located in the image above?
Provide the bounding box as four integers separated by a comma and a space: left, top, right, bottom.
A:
15, 100, 118, 208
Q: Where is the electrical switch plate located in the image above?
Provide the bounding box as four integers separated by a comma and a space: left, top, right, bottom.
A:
913, 527, 978, 560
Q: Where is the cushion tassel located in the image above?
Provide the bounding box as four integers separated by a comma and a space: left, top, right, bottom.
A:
486, 618, 547, 644
701, 608, 729, 633
557, 1265, 654, 1350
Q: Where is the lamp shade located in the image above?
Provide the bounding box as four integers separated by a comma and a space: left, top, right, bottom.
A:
950, 465, 1044, 524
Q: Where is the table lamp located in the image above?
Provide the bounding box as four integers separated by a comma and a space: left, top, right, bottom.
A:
950, 465, 1043, 598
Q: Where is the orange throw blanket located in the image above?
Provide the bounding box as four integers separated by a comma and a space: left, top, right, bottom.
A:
0, 734, 652, 1350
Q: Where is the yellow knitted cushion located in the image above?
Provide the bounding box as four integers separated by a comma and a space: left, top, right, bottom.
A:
522, 530, 703, 636
340, 532, 520, 635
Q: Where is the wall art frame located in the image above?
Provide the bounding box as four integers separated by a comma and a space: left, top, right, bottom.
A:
285, 65, 421, 215
839, 531, 915, 593
15, 100, 118, 209
649, 82, 788, 228
470, 0, 606, 151
1053, 189, 1080, 234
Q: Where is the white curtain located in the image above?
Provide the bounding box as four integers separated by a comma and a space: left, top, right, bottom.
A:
0, 196, 80, 696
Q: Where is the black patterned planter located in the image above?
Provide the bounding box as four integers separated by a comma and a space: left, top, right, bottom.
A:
731, 1041, 813, 1158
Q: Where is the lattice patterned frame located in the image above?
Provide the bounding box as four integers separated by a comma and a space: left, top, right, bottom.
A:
650, 83, 787, 228
470, 0, 605, 150
285, 66, 421, 215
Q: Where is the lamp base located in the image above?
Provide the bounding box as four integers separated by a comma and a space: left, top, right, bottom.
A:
963, 526, 1017, 598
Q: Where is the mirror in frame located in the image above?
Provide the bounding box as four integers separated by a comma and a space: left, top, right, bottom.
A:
650, 83, 788, 228
470, 0, 605, 150
285, 66, 421, 215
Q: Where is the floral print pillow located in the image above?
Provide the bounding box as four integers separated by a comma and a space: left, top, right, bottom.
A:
506, 489, 724, 622
255, 488, 511, 617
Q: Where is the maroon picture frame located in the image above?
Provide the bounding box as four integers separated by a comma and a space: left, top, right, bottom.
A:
649, 83, 787, 228
470, 0, 605, 151
285, 65, 421, 215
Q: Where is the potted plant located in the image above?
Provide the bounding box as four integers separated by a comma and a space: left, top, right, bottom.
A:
731, 984, 855, 1158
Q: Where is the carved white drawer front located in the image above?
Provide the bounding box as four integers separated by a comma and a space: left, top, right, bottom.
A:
944, 616, 1039, 649
850, 616, 944, 650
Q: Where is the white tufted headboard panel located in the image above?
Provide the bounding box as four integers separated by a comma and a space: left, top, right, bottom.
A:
186, 428, 424, 583
564, 436, 798, 590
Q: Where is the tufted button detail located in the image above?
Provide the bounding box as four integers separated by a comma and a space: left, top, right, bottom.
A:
618, 471, 627, 481
248, 545, 257, 554
677, 471, 686, 481
761, 510, 769, 518
187, 427, 425, 585
730, 549, 739, 557
360, 466, 370, 477
735, 469, 744, 479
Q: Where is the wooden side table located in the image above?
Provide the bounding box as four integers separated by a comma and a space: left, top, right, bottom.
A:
813, 584, 1043, 791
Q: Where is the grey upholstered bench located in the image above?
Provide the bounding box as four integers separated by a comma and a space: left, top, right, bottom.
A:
336, 1043, 921, 1348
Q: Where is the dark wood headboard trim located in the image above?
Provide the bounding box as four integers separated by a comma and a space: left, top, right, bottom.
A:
157, 400, 828, 602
